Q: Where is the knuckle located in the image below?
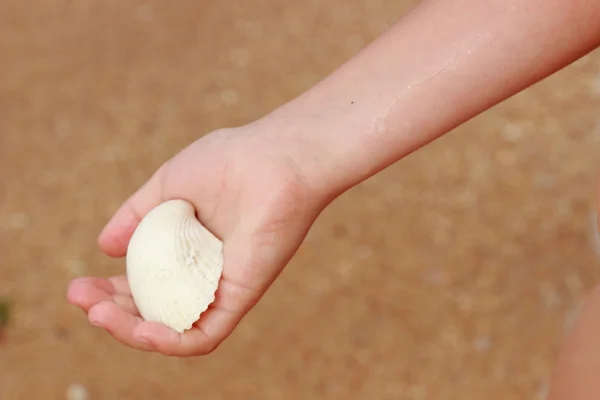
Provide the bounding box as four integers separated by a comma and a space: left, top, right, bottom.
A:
188, 341, 219, 357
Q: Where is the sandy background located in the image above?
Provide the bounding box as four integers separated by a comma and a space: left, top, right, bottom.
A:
2, 1, 600, 399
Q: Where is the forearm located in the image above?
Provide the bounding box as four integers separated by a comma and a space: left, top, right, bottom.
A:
258, 0, 600, 200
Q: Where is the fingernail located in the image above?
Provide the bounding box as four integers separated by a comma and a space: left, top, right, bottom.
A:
137, 336, 152, 347
90, 319, 103, 328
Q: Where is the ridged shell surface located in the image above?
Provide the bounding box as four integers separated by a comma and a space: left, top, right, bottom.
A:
126, 199, 224, 333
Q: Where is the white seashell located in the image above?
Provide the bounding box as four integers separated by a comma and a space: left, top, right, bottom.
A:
126, 199, 224, 333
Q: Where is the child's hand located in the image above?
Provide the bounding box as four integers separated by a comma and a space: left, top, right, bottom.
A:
67, 126, 325, 356
67, 0, 600, 358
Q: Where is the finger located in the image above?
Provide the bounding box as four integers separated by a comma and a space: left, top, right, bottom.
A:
134, 278, 256, 357
134, 307, 242, 357
112, 294, 140, 317
547, 285, 600, 399
88, 301, 154, 352
98, 164, 168, 258
67, 277, 115, 312
67, 277, 139, 316
137, 237, 272, 357
107, 275, 132, 295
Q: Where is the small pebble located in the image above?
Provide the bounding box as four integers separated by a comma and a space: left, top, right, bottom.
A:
66, 383, 88, 400
54, 118, 71, 139
357, 245, 374, 260
406, 384, 427, 400
440, 326, 461, 348
230, 49, 250, 67
533, 173, 555, 189
64, 259, 86, 276
423, 268, 446, 286
563, 302, 583, 333
564, 271, 582, 295
492, 362, 507, 380
220, 88, 239, 106
501, 123, 525, 142
456, 293, 474, 312
473, 336, 492, 353
539, 283, 561, 309
135, 4, 154, 22
536, 380, 549, 400
7, 212, 30, 230
337, 260, 355, 280
496, 149, 518, 166
345, 34, 365, 52
101, 146, 126, 162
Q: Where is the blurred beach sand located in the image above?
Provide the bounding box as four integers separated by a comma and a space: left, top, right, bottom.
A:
1, 1, 600, 399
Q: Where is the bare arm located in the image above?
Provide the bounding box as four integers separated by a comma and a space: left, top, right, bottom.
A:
256, 0, 600, 200
69, 0, 600, 360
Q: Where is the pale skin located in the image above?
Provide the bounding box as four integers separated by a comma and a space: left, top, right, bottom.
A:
67, 0, 600, 395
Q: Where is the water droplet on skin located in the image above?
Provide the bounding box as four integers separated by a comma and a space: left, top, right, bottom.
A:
370, 114, 388, 136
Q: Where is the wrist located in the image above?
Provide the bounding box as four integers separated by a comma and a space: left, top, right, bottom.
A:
250, 71, 427, 203
248, 104, 350, 205
249, 0, 600, 206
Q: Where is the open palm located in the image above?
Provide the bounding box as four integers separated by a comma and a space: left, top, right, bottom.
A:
67, 128, 322, 356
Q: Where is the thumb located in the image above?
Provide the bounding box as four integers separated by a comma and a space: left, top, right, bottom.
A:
98, 164, 167, 258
